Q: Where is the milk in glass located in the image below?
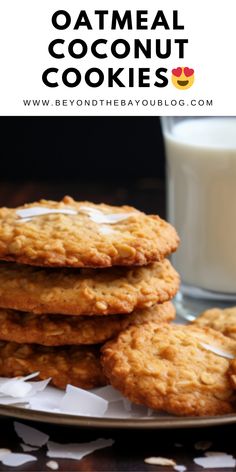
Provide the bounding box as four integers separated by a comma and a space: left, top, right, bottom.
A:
165, 118, 236, 295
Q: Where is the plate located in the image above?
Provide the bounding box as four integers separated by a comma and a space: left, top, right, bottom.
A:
0, 404, 236, 429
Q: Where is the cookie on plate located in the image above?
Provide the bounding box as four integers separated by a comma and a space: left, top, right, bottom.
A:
0, 342, 106, 389
192, 306, 236, 341
101, 323, 236, 416
0, 196, 179, 268
0, 302, 175, 346
0, 259, 179, 315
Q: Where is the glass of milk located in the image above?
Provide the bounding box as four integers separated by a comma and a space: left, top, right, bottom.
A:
162, 117, 236, 313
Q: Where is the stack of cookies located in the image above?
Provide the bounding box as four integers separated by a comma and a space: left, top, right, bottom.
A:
0, 196, 179, 390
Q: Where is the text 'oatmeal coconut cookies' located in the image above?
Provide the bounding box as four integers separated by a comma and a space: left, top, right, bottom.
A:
0, 196, 180, 390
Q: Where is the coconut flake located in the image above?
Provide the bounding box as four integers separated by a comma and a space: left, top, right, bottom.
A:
80, 206, 136, 224
20, 443, 39, 452
0, 378, 32, 397
16, 207, 77, 220
28, 378, 51, 395
21, 372, 40, 381
174, 466, 187, 472
28, 385, 64, 413
47, 438, 114, 460
17, 206, 137, 225
0, 372, 40, 397
1, 453, 37, 467
104, 400, 134, 418
144, 457, 176, 466
200, 343, 234, 359
98, 225, 116, 235
46, 460, 59, 470
14, 422, 49, 447
0, 375, 50, 402
194, 452, 236, 468
93, 386, 124, 402
60, 385, 108, 416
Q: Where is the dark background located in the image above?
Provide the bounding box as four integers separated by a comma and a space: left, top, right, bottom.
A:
0, 117, 165, 180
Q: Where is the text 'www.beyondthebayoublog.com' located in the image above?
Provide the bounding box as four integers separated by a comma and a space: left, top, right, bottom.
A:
22, 98, 213, 108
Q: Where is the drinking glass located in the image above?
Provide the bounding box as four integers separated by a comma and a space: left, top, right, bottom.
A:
161, 117, 236, 318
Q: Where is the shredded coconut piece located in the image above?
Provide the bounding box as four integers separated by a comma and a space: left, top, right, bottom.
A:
46, 460, 59, 470
16, 206, 136, 225
80, 206, 136, 224
0, 375, 50, 402
0, 378, 32, 398
14, 422, 49, 447
47, 438, 114, 460
144, 457, 176, 466
98, 225, 116, 235
174, 466, 187, 472
93, 385, 124, 402
16, 207, 77, 220
194, 452, 236, 468
200, 343, 234, 359
21, 372, 40, 381
0, 372, 40, 398
1, 453, 37, 467
20, 443, 39, 452
60, 384, 108, 416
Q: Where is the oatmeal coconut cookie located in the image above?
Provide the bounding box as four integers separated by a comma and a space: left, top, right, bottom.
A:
192, 306, 236, 341
0, 302, 175, 346
0, 196, 179, 268
0, 259, 179, 315
101, 323, 236, 416
0, 342, 106, 389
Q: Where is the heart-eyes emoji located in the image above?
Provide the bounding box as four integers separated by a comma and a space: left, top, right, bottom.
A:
172, 67, 194, 90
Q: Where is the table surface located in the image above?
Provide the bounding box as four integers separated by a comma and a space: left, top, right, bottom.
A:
0, 179, 235, 472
